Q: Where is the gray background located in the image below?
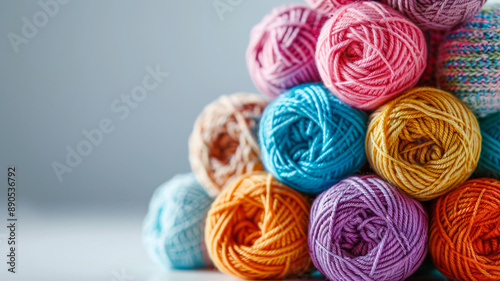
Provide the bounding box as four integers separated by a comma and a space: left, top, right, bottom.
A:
1, 0, 498, 280
0, 1, 296, 280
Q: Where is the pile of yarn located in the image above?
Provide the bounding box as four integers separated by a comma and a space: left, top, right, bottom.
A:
141, 1, 500, 280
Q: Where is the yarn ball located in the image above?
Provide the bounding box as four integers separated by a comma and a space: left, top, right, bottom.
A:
315, 1, 427, 110
305, 0, 360, 15
380, 0, 487, 30
205, 171, 311, 280
246, 4, 327, 98
259, 83, 367, 194
366, 87, 481, 201
189, 93, 268, 197
477, 112, 500, 179
429, 178, 500, 280
309, 175, 428, 281
437, 5, 500, 118
142, 173, 213, 269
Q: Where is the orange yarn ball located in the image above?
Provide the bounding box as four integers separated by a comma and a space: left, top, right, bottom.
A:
205, 171, 311, 280
429, 178, 500, 281
366, 87, 481, 201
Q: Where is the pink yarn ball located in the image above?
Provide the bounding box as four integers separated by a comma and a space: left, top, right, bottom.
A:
380, 0, 487, 30
315, 1, 427, 110
305, 0, 362, 15
246, 4, 327, 98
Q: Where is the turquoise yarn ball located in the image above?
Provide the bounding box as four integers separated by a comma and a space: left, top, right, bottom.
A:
142, 173, 213, 269
258, 83, 367, 194
477, 113, 500, 179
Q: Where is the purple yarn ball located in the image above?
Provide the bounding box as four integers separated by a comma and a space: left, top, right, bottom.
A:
308, 175, 428, 281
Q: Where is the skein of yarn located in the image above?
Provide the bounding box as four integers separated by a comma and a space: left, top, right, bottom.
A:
246, 4, 326, 98
437, 5, 500, 117
305, 0, 360, 15
477, 112, 500, 179
309, 175, 428, 281
142, 173, 213, 269
315, 1, 427, 110
429, 178, 500, 280
259, 83, 367, 194
189, 93, 268, 197
380, 0, 487, 30
205, 171, 311, 280
366, 87, 481, 201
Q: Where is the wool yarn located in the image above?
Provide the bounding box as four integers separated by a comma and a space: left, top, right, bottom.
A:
189, 93, 268, 197
309, 175, 428, 281
366, 87, 481, 201
437, 5, 500, 118
259, 83, 367, 194
315, 1, 427, 110
417, 30, 446, 87
429, 178, 500, 280
142, 173, 213, 269
205, 171, 311, 280
305, 0, 360, 15
477, 112, 500, 179
246, 4, 326, 98
380, 0, 486, 30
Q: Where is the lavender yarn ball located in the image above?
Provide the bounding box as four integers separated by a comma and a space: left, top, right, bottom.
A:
380, 0, 487, 30
142, 173, 213, 269
308, 175, 428, 281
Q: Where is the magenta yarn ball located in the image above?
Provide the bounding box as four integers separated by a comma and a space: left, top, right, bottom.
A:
305, 0, 362, 15
246, 4, 327, 98
380, 0, 487, 30
308, 175, 428, 281
315, 1, 427, 110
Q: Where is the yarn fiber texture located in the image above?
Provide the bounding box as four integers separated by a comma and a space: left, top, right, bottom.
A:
205, 171, 311, 280
259, 83, 367, 194
437, 5, 500, 118
315, 1, 427, 110
429, 178, 500, 280
305, 0, 360, 15
142, 173, 213, 269
477, 112, 500, 179
189, 93, 268, 197
246, 4, 326, 98
380, 0, 487, 30
366, 87, 481, 201
309, 175, 428, 281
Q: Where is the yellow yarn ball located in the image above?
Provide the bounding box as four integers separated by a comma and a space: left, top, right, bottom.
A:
366, 87, 481, 201
205, 171, 311, 280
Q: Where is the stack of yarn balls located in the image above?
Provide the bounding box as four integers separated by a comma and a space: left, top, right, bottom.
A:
143, 1, 500, 280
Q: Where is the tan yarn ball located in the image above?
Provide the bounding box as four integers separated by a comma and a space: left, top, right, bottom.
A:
366, 87, 481, 201
189, 93, 269, 197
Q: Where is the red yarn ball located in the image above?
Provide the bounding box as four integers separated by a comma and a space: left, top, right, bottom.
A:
315, 1, 427, 110
246, 4, 327, 98
305, 0, 362, 15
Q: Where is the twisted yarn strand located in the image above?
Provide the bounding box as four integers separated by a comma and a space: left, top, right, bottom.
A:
366, 87, 481, 201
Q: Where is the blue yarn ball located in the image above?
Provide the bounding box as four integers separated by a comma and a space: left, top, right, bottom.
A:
258, 83, 367, 194
477, 113, 500, 179
142, 173, 213, 269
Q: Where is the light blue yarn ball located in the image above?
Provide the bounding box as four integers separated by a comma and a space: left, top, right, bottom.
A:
142, 173, 213, 269
259, 83, 367, 194
477, 113, 500, 179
